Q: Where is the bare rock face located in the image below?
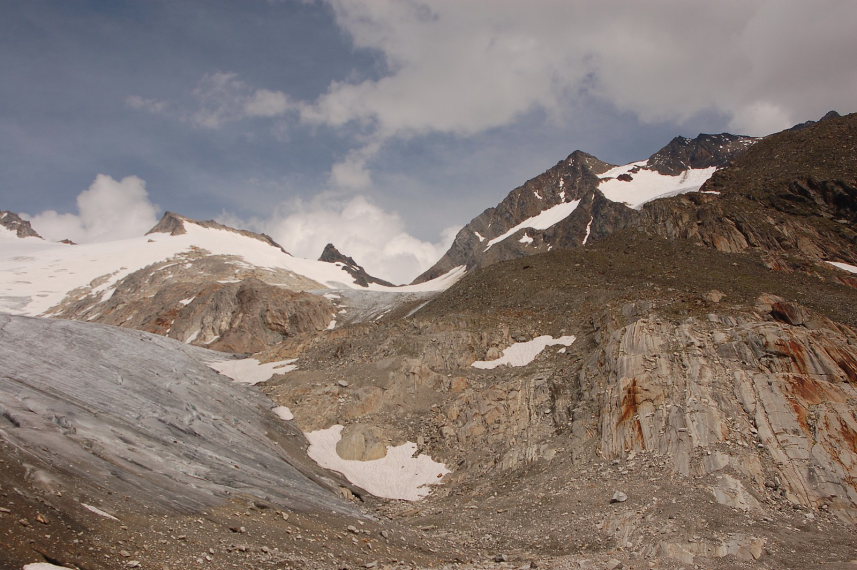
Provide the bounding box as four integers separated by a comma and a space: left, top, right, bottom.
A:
0, 210, 42, 238
579, 298, 857, 521
47, 250, 335, 353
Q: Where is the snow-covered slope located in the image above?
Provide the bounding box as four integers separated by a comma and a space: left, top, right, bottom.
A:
0, 216, 457, 317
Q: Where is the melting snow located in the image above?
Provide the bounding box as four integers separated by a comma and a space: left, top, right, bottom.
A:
305, 424, 449, 500
582, 216, 594, 245
828, 261, 857, 274
472, 335, 576, 369
599, 165, 717, 209
485, 201, 581, 250
208, 358, 298, 385
81, 503, 119, 520
519, 234, 533, 245
474, 231, 486, 242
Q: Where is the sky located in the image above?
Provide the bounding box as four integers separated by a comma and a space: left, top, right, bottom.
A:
2, 0, 856, 283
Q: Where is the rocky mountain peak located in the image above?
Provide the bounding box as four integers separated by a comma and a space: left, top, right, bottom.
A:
146, 211, 291, 255
646, 132, 757, 175
565, 149, 614, 175
318, 243, 394, 287
788, 109, 842, 132
0, 210, 42, 239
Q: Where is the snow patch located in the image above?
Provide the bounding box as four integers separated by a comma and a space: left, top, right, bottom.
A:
472, 335, 576, 369
394, 265, 467, 293
474, 231, 486, 242
305, 424, 449, 500
23, 564, 76, 570
519, 234, 533, 245
81, 503, 119, 520
208, 358, 298, 385
582, 216, 593, 245
484, 201, 581, 250
272, 406, 294, 421
828, 261, 857, 274
599, 165, 717, 209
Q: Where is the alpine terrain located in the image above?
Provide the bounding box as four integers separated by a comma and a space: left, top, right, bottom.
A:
1, 111, 856, 569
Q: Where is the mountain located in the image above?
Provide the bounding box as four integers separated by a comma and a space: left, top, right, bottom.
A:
3, 112, 857, 569
0, 209, 42, 239
0, 211, 448, 352
414, 132, 757, 283
318, 242, 395, 287
641, 111, 857, 273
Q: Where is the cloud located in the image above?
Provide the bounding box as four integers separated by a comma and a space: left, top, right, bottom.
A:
29, 174, 160, 243
125, 95, 168, 114
300, 0, 856, 147
257, 195, 456, 284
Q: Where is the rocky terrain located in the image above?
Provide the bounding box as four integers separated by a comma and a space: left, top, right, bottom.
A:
2, 112, 857, 569
1, 210, 42, 239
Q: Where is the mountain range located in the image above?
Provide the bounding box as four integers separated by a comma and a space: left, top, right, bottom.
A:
1, 111, 856, 569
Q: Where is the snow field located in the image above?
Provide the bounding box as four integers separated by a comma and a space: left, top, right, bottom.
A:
472, 335, 576, 369
208, 358, 298, 384
304, 425, 449, 501
484, 200, 581, 250
598, 164, 717, 209
0, 220, 463, 316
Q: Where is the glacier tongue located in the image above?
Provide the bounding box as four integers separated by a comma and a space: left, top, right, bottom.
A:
0, 313, 357, 515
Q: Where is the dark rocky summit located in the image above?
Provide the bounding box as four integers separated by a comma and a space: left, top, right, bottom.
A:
0, 210, 42, 239
318, 243, 394, 287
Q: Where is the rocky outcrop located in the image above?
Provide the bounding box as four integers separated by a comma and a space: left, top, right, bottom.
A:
0, 210, 42, 239
641, 113, 857, 269
572, 297, 857, 521
646, 133, 757, 175
318, 243, 394, 287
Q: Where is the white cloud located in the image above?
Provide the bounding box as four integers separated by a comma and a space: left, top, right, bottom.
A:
125, 95, 168, 114
300, 0, 856, 150
189, 72, 295, 128
259, 195, 456, 284
244, 89, 293, 117
29, 175, 160, 243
